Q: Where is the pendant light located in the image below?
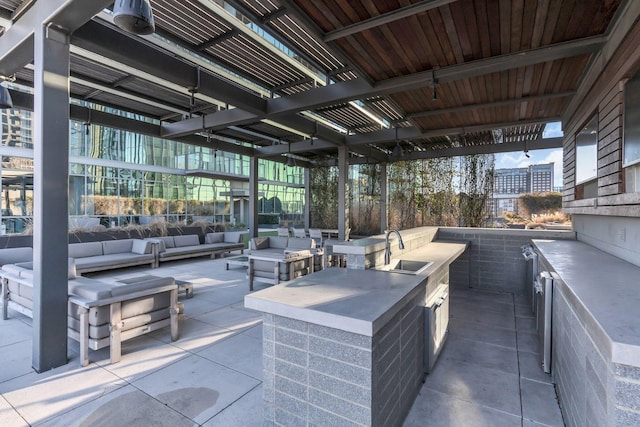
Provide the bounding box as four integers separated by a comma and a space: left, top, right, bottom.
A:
431, 69, 439, 101
113, 0, 155, 35
0, 83, 12, 109
391, 127, 403, 158
287, 142, 295, 167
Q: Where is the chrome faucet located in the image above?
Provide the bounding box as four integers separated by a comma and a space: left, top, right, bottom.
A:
384, 229, 405, 265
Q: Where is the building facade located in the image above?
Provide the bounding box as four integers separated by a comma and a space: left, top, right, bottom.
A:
490, 163, 555, 218
0, 101, 306, 233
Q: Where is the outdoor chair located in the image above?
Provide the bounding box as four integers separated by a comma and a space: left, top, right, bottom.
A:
292, 228, 307, 238
277, 227, 290, 237
308, 229, 323, 247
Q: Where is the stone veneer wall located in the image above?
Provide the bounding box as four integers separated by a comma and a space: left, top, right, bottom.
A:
261, 288, 427, 426
552, 275, 640, 426
436, 228, 575, 295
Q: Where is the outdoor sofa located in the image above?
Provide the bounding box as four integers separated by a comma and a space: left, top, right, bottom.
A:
151, 231, 245, 265
69, 239, 156, 273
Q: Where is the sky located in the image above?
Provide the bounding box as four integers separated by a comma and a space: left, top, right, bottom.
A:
494, 122, 564, 188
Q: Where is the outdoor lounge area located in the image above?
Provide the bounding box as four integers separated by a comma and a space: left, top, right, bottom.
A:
0, 249, 564, 426
2, 0, 640, 426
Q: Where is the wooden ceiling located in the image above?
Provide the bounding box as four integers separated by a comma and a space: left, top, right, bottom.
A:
292, 0, 621, 136
0, 0, 629, 166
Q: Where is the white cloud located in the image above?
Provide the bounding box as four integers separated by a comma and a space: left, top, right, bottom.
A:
543, 122, 564, 138
541, 149, 564, 187
495, 152, 527, 169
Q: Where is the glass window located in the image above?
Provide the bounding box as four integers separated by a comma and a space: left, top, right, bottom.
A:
575, 115, 598, 184
624, 69, 640, 166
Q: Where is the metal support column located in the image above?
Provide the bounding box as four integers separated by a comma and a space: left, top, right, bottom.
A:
304, 167, 310, 230
32, 23, 70, 372
248, 156, 259, 238
337, 146, 349, 240
380, 163, 388, 233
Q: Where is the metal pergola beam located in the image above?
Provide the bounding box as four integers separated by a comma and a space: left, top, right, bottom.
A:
346, 117, 563, 147
69, 21, 346, 144
0, 0, 112, 77
325, 136, 564, 166
164, 35, 604, 138
323, 0, 456, 42
72, 20, 267, 116
406, 92, 576, 119
197, 29, 238, 51
9, 89, 257, 158
267, 36, 606, 117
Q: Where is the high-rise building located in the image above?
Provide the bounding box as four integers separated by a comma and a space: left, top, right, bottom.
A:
489, 163, 554, 218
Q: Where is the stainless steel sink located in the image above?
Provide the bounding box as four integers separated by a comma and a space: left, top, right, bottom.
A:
385, 259, 433, 275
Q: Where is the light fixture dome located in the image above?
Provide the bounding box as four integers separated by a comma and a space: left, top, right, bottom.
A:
0, 84, 12, 109
113, 0, 155, 35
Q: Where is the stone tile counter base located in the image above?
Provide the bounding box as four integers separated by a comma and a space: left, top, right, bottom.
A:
262, 290, 425, 427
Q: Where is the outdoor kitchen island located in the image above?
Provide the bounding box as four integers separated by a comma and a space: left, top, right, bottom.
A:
244, 239, 467, 426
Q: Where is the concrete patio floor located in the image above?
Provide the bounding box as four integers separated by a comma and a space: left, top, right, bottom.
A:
0, 254, 564, 426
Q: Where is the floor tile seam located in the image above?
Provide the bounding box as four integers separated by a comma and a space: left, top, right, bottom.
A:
450, 306, 517, 319
200, 382, 263, 426
120, 381, 203, 424
419, 386, 523, 419
0, 368, 39, 388
32, 375, 131, 427
99, 344, 194, 383
520, 415, 558, 427
448, 332, 521, 352
0, 336, 32, 349
448, 317, 516, 330
515, 313, 535, 320
0, 391, 30, 426
193, 317, 261, 330
181, 315, 237, 330
512, 292, 526, 422
448, 318, 518, 334
181, 349, 263, 384
449, 297, 515, 307
447, 331, 517, 351
450, 296, 515, 307
194, 349, 264, 382
449, 300, 515, 310
519, 376, 556, 388
190, 296, 241, 307
434, 355, 522, 379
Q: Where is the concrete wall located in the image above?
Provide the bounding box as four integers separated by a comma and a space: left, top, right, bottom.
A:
437, 227, 575, 295
573, 215, 640, 267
